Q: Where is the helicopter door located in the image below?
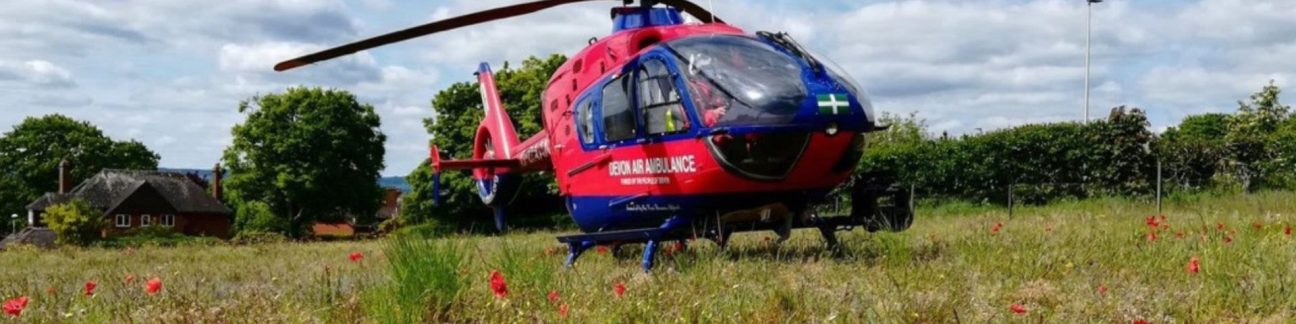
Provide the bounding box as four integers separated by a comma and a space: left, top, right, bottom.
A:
638, 59, 690, 136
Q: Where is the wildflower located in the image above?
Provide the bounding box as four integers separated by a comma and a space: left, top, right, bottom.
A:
1145, 216, 1159, 228
1146, 231, 1157, 242
1216, 223, 1225, 231
146, 277, 163, 295
3, 296, 29, 317
1223, 236, 1233, 245
1286, 225, 1292, 236
489, 270, 508, 298
991, 222, 1003, 234
125, 275, 136, 285
1098, 285, 1107, 295
558, 303, 570, 318
1133, 320, 1149, 324
1253, 222, 1263, 230
1010, 303, 1027, 315
595, 245, 609, 254
613, 282, 626, 298
349, 251, 364, 262
84, 281, 97, 296
547, 290, 560, 303
1187, 256, 1200, 274
1175, 231, 1185, 239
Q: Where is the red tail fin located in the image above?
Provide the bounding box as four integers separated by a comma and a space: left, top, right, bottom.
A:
474, 63, 521, 161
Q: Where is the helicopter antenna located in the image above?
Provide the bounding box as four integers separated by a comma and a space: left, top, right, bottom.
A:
707, 0, 714, 23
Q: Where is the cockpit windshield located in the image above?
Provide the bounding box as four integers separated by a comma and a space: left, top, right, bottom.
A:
666, 36, 807, 128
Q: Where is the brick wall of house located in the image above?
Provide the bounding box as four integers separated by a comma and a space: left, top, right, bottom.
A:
103, 213, 231, 239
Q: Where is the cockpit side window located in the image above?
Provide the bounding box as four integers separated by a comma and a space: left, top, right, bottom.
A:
601, 74, 636, 142
638, 59, 689, 135
575, 96, 595, 144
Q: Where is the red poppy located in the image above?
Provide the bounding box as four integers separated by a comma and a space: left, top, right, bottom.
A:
991, 222, 1003, 234
489, 270, 508, 298
146, 277, 163, 295
613, 282, 626, 298
1146, 231, 1157, 242
1175, 231, 1185, 239
1187, 256, 1200, 274
84, 281, 97, 296
1216, 223, 1225, 231
1010, 303, 1026, 315
558, 303, 570, 318
1159, 215, 1166, 222
1286, 225, 1292, 236
595, 245, 609, 254
1223, 236, 1233, 245
1133, 320, 1149, 324
1098, 285, 1107, 295
547, 290, 560, 303
349, 251, 364, 262
1145, 216, 1159, 228
3, 296, 29, 317
125, 274, 136, 285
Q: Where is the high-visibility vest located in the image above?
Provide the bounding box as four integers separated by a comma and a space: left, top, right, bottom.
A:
665, 108, 676, 132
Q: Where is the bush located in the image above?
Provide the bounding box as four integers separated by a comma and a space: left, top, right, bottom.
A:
43, 198, 104, 246
856, 106, 1153, 205
235, 200, 289, 234
390, 222, 454, 239
98, 227, 222, 248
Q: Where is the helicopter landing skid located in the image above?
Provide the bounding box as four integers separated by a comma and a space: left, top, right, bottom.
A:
557, 216, 691, 272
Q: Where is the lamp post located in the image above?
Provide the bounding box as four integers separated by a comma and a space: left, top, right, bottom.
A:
1084, 0, 1102, 123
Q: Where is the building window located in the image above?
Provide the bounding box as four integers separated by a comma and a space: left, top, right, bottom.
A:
162, 214, 175, 227
115, 214, 130, 228
141, 214, 152, 227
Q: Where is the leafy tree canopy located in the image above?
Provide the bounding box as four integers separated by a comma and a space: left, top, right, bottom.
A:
402, 55, 567, 230
222, 87, 386, 236
0, 114, 159, 216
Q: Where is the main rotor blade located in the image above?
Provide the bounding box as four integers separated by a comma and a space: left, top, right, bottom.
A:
274, 0, 601, 72
273, 0, 725, 72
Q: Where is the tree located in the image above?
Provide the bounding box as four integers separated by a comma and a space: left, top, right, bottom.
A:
402, 55, 567, 230
222, 87, 386, 236
1156, 113, 1228, 189
1223, 80, 1290, 191
44, 198, 103, 245
0, 115, 160, 217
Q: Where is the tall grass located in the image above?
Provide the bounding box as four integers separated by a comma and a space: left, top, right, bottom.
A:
1, 190, 1293, 322
364, 237, 468, 322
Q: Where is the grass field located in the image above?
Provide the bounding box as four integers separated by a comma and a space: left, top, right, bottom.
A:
2, 191, 1295, 322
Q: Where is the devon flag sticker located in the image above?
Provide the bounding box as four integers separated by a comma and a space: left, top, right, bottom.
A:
817, 93, 851, 115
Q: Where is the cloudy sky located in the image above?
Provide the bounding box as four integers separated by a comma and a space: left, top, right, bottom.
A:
2, 0, 1291, 176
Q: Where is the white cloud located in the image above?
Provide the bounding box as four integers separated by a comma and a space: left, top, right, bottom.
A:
2, 0, 1295, 176
0, 60, 75, 88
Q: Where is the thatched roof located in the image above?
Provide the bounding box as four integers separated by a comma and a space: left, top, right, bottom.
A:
26, 170, 230, 215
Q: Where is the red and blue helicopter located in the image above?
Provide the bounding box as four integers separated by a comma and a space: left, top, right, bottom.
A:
276, 0, 913, 271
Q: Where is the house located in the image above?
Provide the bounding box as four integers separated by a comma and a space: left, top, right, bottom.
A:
311, 187, 402, 237
25, 161, 233, 238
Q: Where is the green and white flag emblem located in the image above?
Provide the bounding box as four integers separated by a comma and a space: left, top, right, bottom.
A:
817, 93, 851, 115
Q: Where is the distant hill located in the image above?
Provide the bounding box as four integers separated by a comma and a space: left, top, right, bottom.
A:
159, 168, 410, 193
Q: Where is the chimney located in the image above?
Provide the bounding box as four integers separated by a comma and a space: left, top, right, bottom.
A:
212, 163, 223, 201
58, 159, 70, 194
